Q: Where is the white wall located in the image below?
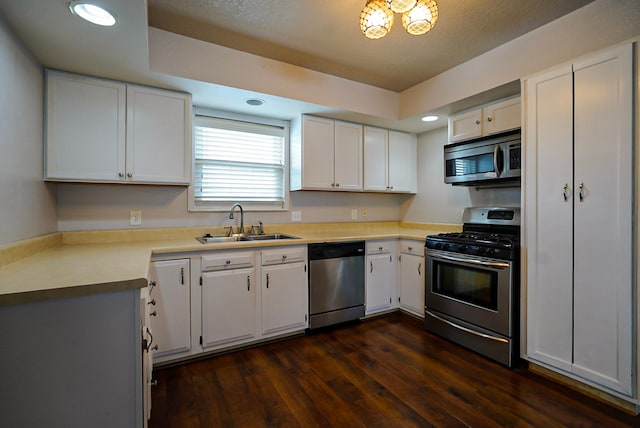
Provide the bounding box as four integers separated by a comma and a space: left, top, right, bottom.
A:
401, 127, 520, 224
0, 18, 57, 245
56, 184, 403, 231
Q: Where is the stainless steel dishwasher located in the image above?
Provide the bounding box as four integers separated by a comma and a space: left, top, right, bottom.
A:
308, 241, 365, 329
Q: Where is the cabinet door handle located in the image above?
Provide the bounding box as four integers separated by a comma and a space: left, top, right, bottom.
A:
418, 263, 421, 276
335, 183, 340, 187
148, 299, 156, 306
487, 117, 493, 122
148, 280, 156, 293
247, 275, 251, 291
180, 267, 184, 285
266, 273, 270, 289
127, 172, 133, 178
562, 183, 569, 202
150, 311, 157, 317
118, 172, 124, 178
475, 119, 480, 125
370, 261, 373, 273
578, 182, 585, 202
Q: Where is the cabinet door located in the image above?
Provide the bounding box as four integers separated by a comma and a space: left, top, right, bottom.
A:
483, 97, 521, 136
524, 64, 574, 371
333, 121, 363, 191
149, 259, 191, 361
448, 108, 482, 142
399, 253, 424, 317
201, 268, 257, 349
388, 131, 417, 193
262, 262, 308, 335
366, 252, 396, 315
363, 126, 389, 191
301, 115, 335, 189
126, 85, 192, 184
572, 45, 633, 395
45, 70, 126, 181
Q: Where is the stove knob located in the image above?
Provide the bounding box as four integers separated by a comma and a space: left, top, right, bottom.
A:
435, 243, 442, 249
459, 245, 467, 253
476, 247, 485, 255
443, 243, 450, 250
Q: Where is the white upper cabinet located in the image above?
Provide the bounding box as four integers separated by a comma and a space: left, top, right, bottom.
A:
364, 127, 417, 193
524, 44, 633, 396
45, 70, 192, 185
333, 120, 364, 191
45, 71, 126, 182
388, 130, 417, 193
290, 115, 363, 191
448, 96, 521, 142
126, 85, 192, 184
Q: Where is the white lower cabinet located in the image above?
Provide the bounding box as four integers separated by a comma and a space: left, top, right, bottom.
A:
200, 251, 257, 350
173, 246, 309, 356
201, 267, 258, 349
398, 240, 425, 318
148, 259, 191, 363
365, 240, 397, 315
261, 246, 308, 335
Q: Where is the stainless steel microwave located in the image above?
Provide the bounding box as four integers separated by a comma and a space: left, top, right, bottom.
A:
444, 132, 521, 186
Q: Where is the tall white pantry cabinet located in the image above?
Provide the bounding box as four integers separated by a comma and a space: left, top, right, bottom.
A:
523, 43, 635, 399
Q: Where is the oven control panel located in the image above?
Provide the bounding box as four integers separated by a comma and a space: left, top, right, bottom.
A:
425, 239, 515, 261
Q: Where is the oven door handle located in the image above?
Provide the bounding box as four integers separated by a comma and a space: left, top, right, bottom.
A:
426, 309, 509, 344
428, 252, 510, 269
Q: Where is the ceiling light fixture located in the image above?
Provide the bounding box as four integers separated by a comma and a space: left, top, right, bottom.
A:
421, 115, 438, 122
245, 98, 265, 106
69, 1, 117, 27
360, 0, 438, 39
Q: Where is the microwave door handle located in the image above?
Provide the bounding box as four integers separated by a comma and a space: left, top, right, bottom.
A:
493, 145, 503, 177
430, 252, 510, 269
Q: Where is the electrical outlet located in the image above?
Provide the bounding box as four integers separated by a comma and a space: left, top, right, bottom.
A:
361, 208, 368, 218
291, 211, 302, 222
351, 209, 358, 220
129, 210, 142, 226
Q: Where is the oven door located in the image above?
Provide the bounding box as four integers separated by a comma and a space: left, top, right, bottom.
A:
425, 249, 513, 336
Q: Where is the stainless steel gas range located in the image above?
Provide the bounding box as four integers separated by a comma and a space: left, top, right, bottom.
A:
424, 207, 520, 367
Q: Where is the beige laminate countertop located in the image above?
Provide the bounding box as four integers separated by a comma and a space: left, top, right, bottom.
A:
0, 222, 460, 306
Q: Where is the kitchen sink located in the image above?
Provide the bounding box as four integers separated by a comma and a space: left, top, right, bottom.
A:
196, 235, 249, 244
196, 233, 300, 244
245, 233, 300, 241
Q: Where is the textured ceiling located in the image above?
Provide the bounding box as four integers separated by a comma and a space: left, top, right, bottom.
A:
148, 0, 596, 92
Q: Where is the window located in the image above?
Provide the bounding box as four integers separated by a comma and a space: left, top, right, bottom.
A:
189, 114, 288, 211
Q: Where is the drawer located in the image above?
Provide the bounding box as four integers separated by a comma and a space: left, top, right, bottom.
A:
261, 246, 306, 266
201, 251, 255, 271
400, 240, 424, 256
366, 240, 394, 255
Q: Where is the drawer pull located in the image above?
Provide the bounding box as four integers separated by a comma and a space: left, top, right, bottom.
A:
226, 260, 231, 265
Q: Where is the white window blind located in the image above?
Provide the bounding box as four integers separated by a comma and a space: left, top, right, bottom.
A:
193, 115, 285, 208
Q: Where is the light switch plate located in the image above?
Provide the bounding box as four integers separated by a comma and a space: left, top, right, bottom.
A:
291, 211, 302, 222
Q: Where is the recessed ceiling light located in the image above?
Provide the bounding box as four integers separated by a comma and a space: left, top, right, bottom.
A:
245, 98, 265, 106
69, 2, 117, 27
421, 115, 438, 122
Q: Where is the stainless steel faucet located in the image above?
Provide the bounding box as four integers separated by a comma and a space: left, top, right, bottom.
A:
228, 203, 244, 235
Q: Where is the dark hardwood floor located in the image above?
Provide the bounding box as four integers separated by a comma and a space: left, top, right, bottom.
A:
150, 313, 639, 427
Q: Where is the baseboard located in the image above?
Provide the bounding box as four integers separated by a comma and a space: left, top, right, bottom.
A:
528, 363, 639, 415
